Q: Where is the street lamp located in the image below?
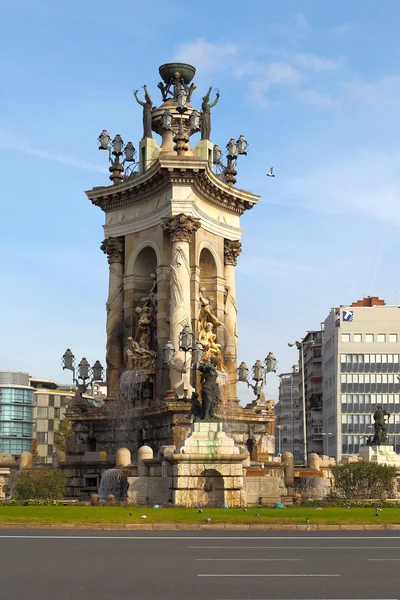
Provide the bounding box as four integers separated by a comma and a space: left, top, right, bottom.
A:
276, 424, 284, 454
162, 326, 204, 374
237, 352, 277, 401
61, 348, 104, 396
212, 135, 249, 186
97, 130, 137, 184
288, 340, 307, 465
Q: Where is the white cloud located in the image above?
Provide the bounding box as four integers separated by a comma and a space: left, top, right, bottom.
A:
294, 53, 342, 73
343, 76, 400, 110
0, 128, 107, 173
173, 38, 237, 72
282, 147, 400, 225
272, 13, 313, 44
249, 62, 304, 107
299, 89, 340, 109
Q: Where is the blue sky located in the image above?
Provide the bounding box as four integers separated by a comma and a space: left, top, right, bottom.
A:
1, 1, 400, 401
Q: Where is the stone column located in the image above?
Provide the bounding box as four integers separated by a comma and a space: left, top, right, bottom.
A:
224, 240, 242, 399
161, 214, 200, 395
101, 237, 125, 397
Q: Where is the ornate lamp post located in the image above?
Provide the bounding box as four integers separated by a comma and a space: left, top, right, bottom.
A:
97, 130, 136, 184
162, 326, 204, 375
237, 352, 277, 401
213, 135, 248, 186
62, 348, 104, 396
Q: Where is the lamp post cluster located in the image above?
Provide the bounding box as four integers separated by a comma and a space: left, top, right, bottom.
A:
237, 353, 277, 400
162, 325, 204, 373
98, 130, 137, 184
61, 348, 104, 396
161, 106, 201, 156
213, 135, 248, 186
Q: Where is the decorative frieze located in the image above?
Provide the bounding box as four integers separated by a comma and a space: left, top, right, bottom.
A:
224, 239, 242, 266
101, 237, 124, 264
161, 213, 201, 243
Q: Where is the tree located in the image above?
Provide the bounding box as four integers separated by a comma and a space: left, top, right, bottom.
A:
13, 469, 66, 500
31, 438, 39, 463
332, 462, 397, 500
54, 419, 72, 453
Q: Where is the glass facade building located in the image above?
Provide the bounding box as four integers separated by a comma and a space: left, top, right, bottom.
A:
0, 371, 34, 455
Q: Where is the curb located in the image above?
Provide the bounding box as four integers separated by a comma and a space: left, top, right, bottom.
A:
0, 522, 399, 530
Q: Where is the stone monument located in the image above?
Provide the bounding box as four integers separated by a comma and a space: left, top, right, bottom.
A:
360, 406, 400, 467
63, 62, 276, 496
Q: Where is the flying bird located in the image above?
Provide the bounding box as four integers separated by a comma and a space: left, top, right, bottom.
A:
266, 167, 275, 177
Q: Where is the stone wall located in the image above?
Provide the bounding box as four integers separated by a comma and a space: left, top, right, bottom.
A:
127, 476, 170, 505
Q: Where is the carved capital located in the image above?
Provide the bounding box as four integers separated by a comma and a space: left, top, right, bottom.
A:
101, 237, 124, 264
224, 239, 242, 266
161, 213, 201, 243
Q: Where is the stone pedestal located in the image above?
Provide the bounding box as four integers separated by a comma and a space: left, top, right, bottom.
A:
359, 444, 400, 467
0, 468, 10, 500
166, 421, 248, 507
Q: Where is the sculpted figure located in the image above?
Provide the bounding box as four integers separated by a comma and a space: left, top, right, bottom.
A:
199, 288, 223, 327
201, 87, 220, 140
199, 322, 222, 363
184, 391, 202, 421
199, 357, 220, 420
126, 337, 156, 371
134, 85, 153, 139
371, 406, 391, 445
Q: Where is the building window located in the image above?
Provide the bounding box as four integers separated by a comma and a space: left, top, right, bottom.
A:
86, 478, 97, 488
342, 334, 350, 343
36, 432, 47, 444
389, 334, 398, 343
54, 408, 60, 419
377, 334, 386, 343
354, 334, 362, 343
37, 407, 48, 418
365, 334, 374, 343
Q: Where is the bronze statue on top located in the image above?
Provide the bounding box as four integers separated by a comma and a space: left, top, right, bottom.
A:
367, 406, 391, 446
201, 87, 220, 140
134, 85, 153, 139
157, 71, 197, 103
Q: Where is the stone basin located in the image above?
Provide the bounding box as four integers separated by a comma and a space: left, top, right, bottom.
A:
159, 62, 196, 84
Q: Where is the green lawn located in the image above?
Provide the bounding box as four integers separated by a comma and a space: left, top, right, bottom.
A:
0, 506, 399, 524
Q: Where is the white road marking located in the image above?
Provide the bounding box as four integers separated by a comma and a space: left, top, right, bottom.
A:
196, 558, 303, 561
368, 558, 400, 561
188, 546, 400, 550
198, 574, 340, 577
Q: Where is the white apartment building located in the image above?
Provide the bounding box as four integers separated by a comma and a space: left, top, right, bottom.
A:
322, 297, 400, 461
276, 365, 302, 462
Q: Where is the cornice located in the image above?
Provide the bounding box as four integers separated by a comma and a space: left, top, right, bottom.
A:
86, 156, 260, 216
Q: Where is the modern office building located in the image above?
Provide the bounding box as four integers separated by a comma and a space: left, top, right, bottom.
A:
0, 371, 34, 455
323, 296, 400, 461
275, 365, 303, 462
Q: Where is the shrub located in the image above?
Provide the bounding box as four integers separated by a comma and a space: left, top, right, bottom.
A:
13, 469, 66, 500
332, 462, 397, 500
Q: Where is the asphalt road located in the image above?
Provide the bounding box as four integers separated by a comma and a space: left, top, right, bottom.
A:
0, 530, 399, 600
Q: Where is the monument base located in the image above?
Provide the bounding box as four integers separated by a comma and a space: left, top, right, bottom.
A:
166, 421, 248, 507
359, 444, 400, 467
